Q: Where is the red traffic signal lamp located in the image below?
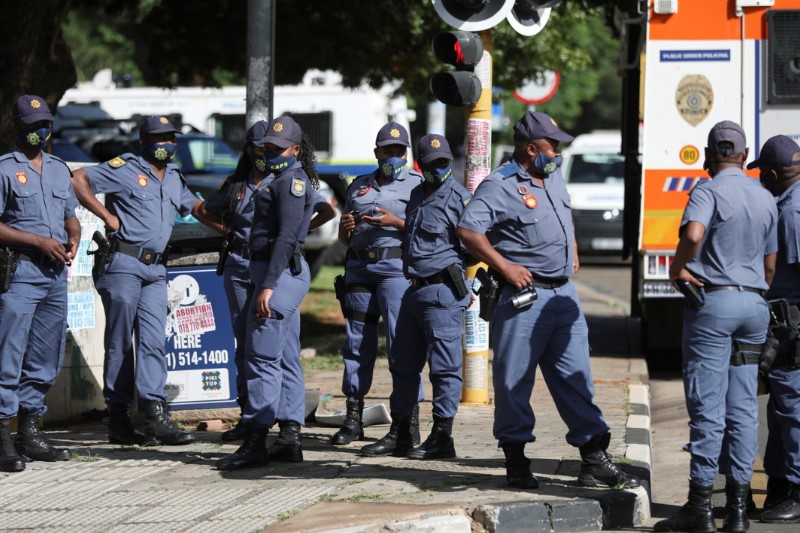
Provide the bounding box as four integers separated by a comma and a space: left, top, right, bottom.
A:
430, 31, 484, 107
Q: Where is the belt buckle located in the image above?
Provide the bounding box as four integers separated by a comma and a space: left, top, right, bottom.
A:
367, 249, 378, 261
142, 251, 154, 264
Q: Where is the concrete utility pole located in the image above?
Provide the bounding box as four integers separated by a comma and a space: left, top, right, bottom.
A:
246, 0, 276, 127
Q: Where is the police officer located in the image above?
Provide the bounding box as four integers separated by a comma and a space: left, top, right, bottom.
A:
747, 135, 800, 524
331, 122, 423, 447
0, 95, 80, 472
359, 134, 471, 459
457, 111, 640, 491
654, 121, 777, 533
72, 116, 201, 446
215, 116, 318, 470
197, 120, 334, 460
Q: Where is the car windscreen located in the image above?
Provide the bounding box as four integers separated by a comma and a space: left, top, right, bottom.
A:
566, 154, 625, 185
175, 137, 239, 173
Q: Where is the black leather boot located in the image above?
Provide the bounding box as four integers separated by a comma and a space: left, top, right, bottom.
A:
14, 412, 69, 462
108, 403, 158, 446
0, 419, 25, 473
216, 427, 269, 471
410, 403, 421, 447
654, 482, 716, 532
501, 442, 539, 489
407, 417, 456, 460
359, 414, 413, 457
762, 477, 791, 512
761, 483, 800, 524
723, 478, 750, 533
578, 432, 640, 488
330, 397, 363, 445
221, 398, 249, 442
268, 421, 303, 463
143, 401, 195, 445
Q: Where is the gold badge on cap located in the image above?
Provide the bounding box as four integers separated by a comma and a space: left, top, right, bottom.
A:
30, 99, 42, 109
390, 128, 400, 138
159, 117, 169, 124
431, 139, 441, 149
109, 157, 126, 168
274, 123, 284, 133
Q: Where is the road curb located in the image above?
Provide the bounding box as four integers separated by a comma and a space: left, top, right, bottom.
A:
624, 380, 653, 524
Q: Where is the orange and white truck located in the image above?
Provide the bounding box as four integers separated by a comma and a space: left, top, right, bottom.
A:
625, 0, 800, 359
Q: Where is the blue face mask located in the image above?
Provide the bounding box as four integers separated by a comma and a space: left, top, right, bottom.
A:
422, 164, 453, 185
533, 151, 562, 175
249, 152, 268, 173
144, 142, 177, 162
18, 126, 52, 149
265, 152, 296, 174
378, 157, 406, 180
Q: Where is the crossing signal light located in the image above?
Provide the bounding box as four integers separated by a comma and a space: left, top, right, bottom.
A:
430, 31, 484, 107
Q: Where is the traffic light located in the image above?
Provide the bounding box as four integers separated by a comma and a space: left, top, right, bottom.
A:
430, 31, 484, 107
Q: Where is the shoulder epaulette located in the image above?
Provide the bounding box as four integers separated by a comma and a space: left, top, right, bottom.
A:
497, 163, 520, 179
107, 156, 127, 168
0, 153, 16, 162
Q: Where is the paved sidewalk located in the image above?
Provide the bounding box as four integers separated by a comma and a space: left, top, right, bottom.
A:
0, 280, 651, 532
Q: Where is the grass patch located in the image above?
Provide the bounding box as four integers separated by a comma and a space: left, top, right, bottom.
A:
276, 509, 300, 521
344, 492, 384, 502
301, 353, 344, 372
70, 450, 101, 462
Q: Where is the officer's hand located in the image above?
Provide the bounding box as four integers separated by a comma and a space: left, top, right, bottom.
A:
255, 288, 273, 319
670, 268, 703, 288
66, 239, 79, 261
501, 263, 533, 291
363, 208, 401, 229
104, 215, 121, 233
38, 236, 72, 264
340, 212, 357, 232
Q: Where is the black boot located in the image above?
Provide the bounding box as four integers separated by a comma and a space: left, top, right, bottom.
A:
723, 478, 750, 533
653, 482, 716, 533
501, 442, 539, 489
578, 432, 640, 488
221, 398, 249, 442
761, 483, 800, 524
143, 401, 195, 445
359, 414, 413, 457
216, 427, 269, 470
0, 419, 25, 473
14, 412, 69, 462
410, 403, 421, 447
268, 421, 303, 463
107, 403, 158, 446
407, 417, 456, 460
330, 397, 363, 445
762, 477, 791, 512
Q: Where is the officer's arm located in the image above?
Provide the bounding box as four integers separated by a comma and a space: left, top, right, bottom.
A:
573, 238, 580, 274
764, 253, 777, 286
338, 214, 354, 246
65, 216, 81, 260
457, 227, 532, 290
72, 168, 119, 231
309, 202, 335, 232
194, 202, 226, 235
668, 221, 705, 284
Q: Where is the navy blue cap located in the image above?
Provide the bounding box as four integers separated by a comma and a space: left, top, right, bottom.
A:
417, 134, 453, 164
513, 111, 573, 143
13, 95, 54, 124
140, 116, 179, 135
258, 116, 302, 149
707, 120, 746, 155
747, 135, 800, 170
375, 122, 410, 147
246, 120, 269, 144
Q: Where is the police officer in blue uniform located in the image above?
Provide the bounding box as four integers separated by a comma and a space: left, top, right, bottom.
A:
331, 122, 423, 447
360, 134, 470, 459
457, 111, 640, 491
0, 95, 80, 473
72, 116, 201, 447
197, 120, 334, 460
747, 135, 800, 524
215, 116, 318, 470
655, 121, 777, 533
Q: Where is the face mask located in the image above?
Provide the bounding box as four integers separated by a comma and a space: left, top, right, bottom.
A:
759, 170, 777, 194
265, 152, 295, 174
532, 151, 562, 175
422, 164, 452, 185
18, 126, 52, 149
144, 142, 177, 162
378, 157, 406, 180
249, 152, 268, 173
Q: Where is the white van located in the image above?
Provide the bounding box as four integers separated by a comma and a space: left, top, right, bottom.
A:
561, 131, 626, 255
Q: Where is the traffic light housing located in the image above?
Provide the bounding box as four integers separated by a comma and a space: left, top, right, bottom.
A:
430, 31, 484, 107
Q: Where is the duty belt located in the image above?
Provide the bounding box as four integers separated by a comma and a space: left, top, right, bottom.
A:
705, 285, 765, 297
113, 240, 168, 266
529, 276, 569, 289
13, 249, 59, 265
410, 271, 448, 290
348, 246, 403, 262
229, 237, 251, 260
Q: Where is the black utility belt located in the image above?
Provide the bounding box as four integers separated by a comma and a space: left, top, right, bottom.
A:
251, 243, 304, 261
705, 285, 765, 297
410, 271, 448, 289
229, 238, 250, 260
12, 249, 61, 265
113, 240, 169, 266
348, 246, 403, 262
529, 276, 569, 290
